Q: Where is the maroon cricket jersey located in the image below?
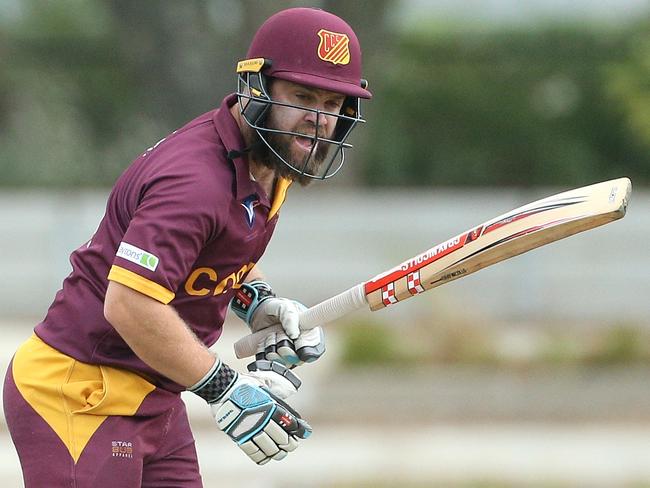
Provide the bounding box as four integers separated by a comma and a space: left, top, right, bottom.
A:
35, 94, 290, 392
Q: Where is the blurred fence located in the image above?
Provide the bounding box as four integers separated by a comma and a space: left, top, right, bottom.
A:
1, 184, 647, 326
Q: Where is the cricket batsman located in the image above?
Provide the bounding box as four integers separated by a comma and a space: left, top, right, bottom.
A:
3, 7, 371, 486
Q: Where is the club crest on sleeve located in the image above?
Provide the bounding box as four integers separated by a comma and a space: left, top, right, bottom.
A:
317, 29, 350, 65
240, 195, 260, 228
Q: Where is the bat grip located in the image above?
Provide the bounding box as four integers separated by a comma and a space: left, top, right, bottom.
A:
233, 283, 367, 359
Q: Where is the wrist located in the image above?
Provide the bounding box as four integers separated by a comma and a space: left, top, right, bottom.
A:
188, 359, 238, 403
230, 280, 276, 324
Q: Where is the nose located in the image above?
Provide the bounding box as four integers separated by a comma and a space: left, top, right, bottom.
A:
304, 108, 328, 132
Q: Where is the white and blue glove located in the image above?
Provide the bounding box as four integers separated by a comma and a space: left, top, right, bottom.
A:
231, 280, 325, 366
189, 359, 311, 465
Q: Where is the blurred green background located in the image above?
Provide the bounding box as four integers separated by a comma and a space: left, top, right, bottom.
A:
2, 0, 650, 188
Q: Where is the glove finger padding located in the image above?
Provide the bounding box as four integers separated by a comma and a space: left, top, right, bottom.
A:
257, 331, 300, 365
238, 402, 310, 465
257, 331, 300, 366
255, 328, 326, 367
246, 360, 301, 400
269, 394, 312, 440
294, 327, 326, 363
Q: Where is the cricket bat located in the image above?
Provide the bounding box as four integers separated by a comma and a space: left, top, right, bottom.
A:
234, 177, 631, 359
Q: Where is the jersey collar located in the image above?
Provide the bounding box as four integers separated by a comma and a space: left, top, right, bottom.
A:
214, 94, 292, 218
213, 94, 269, 206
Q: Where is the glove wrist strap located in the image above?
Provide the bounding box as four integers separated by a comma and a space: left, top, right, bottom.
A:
230, 280, 276, 325
189, 359, 238, 403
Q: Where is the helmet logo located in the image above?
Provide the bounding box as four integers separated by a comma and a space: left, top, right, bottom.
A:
317, 29, 350, 65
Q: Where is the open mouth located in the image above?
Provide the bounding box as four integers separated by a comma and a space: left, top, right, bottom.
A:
294, 135, 316, 152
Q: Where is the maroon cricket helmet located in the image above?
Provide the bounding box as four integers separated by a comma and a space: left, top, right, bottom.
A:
246, 7, 372, 99
234, 7, 371, 181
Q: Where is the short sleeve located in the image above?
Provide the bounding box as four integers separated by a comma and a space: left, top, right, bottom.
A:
108, 167, 228, 303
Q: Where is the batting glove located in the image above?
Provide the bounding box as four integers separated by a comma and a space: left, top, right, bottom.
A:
189, 358, 311, 465
231, 280, 326, 366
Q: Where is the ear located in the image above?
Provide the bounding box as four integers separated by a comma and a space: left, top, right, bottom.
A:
241, 72, 272, 126
333, 96, 359, 142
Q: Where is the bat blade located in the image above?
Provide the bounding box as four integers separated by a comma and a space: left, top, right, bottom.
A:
364, 177, 631, 310
233, 177, 631, 359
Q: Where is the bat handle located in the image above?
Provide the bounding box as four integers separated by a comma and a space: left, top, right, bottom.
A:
233, 283, 367, 359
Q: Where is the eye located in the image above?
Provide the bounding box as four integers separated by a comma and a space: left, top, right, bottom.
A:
326, 99, 344, 112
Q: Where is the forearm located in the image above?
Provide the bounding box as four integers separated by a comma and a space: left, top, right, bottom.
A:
245, 265, 266, 283
104, 281, 217, 387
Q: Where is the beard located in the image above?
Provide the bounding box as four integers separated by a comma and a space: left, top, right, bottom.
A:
246, 120, 333, 187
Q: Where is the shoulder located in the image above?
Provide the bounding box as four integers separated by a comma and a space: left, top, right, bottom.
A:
141, 113, 236, 204
110, 109, 241, 232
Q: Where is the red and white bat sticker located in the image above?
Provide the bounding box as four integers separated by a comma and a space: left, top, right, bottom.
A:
407, 270, 425, 295
381, 282, 398, 306
365, 235, 465, 295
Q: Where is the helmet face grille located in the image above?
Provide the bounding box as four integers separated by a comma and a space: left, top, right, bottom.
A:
236, 71, 365, 180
